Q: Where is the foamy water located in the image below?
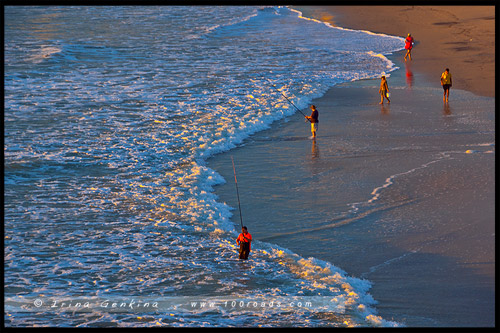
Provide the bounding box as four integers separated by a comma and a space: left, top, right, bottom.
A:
5, 6, 406, 327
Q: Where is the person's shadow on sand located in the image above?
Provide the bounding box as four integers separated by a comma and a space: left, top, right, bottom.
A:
311, 139, 320, 159
443, 102, 452, 116
380, 103, 390, 115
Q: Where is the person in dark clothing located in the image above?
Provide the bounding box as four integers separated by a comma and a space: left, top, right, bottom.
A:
305, 105, 319, 138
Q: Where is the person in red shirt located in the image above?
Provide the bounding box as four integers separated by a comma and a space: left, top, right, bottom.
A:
404, 33, 414, 61
236, 226, 252, 260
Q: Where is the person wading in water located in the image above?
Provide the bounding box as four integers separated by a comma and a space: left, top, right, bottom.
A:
236, 226, 252, 260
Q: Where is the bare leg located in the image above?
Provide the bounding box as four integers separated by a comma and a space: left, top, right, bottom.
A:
404, 50, 411, 61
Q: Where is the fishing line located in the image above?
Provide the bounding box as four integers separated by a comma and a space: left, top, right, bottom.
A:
265, 78, 311, 122
231, 156, 244, 228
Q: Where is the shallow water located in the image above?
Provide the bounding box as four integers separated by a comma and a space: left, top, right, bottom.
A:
5, 6, 408, 327
207, 53, 495, 326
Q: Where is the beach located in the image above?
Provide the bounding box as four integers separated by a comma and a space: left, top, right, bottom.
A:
208, 6, 495, 327
4, 6, 494, 328
295, 6, 495, 98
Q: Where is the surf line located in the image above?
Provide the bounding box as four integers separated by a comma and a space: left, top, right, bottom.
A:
259, 198, 416, 242
360, 249, 420, 279
349, 151, 453, 215
369, 153, 451, 204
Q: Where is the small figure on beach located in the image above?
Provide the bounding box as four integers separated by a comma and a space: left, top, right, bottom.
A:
440, 68, 452, 103
236, 226, 252, 260
379, 76, 390, 104
404, 33, 414, 61
305, 105, 319, 139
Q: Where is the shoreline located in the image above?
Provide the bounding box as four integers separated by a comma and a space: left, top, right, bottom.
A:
209, 54, 495, 326
293, 6, 495, 98
207, 7, 495, 327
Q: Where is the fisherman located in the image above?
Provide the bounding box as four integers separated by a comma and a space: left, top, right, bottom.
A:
236, 226, 252, 260
305, 105, 319, 139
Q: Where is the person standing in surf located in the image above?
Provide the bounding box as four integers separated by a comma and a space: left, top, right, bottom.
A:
305, 105, 319, 139
236, 226, 252, 260
379, 76, 391, 104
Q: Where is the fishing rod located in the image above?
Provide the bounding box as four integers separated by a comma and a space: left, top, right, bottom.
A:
265, 78, 311, 122
231, 156, 244, 228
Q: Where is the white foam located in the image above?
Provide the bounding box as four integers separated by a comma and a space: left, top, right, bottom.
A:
4, 5, 411, 327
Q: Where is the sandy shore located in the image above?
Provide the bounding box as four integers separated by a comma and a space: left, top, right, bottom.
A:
210, 69, 495, 326
294, 6, 495, 98
208, 6, 495, 327
209, 71, 495, 326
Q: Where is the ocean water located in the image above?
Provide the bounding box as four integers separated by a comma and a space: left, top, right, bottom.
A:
4, 6, 405, 327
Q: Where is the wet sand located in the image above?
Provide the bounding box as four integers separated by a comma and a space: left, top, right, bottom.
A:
207, 6, 495, 327
295, 6, 495, 98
